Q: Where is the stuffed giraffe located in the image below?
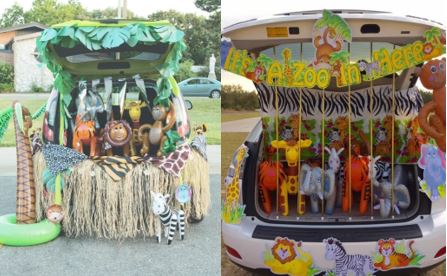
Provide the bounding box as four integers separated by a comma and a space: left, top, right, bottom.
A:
271, 139, 312, 216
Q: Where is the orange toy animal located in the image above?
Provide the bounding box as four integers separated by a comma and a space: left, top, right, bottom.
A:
417, 58, 446, 152
342, 143, 371, 215
73, 120, 98, 156
258, 146, 286, 214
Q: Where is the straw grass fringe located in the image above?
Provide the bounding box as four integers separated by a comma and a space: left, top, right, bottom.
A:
33, 149, 210, 240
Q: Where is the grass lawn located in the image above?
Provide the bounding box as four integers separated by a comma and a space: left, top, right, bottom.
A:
187, 98, 221, 145
222, 109, 259, 122
0, 96, 220, 147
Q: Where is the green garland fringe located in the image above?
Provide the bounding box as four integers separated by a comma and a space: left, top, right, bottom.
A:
37, 22, 186, 107
31, 103, 47, 120
0, 107, 13, 141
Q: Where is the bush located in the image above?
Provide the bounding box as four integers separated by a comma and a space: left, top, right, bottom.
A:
0, 83, 14, 93
175, 59, 198, 82
222, 84, 259, 111
31, 83, 46, 93
0, 63, 14, 93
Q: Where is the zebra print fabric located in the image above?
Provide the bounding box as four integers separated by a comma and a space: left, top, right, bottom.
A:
255, 83, 423, 120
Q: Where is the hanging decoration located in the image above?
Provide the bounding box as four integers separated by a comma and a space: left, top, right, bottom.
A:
146, 144, 191, 177
263, 237, 320, 276
416, 58, 446, 152
222, 144, 248, 224
372, 239, 424, 271
222, 12, 445, 90
37, 21, 186, 107
417, 144, 446, 200
175, 183, 192, 204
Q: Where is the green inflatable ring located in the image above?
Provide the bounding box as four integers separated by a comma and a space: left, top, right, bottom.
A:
0, 214, 61, 246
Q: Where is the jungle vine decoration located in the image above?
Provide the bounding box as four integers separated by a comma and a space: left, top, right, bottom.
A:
36, 21, 186, 107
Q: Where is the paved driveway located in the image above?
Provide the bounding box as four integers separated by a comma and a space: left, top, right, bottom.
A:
0, 146, 221, 276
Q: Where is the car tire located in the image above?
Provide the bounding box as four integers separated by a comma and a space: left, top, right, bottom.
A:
184, 99, 193, 110
210, 90, 221, 99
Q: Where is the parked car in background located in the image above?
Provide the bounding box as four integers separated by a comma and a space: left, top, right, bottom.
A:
178, 77, 221, 98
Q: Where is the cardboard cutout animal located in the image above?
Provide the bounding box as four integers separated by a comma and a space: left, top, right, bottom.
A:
417, 144, 446, 200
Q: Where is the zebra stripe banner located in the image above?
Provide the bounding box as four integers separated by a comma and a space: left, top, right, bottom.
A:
255, 83, 423, 120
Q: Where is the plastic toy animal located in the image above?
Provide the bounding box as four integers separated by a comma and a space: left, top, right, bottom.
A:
150, 191, 185, 245
271, 139, 312, 215
103, 120, 132, 156
73, 120, 98, 156
190, 124, 208, 160
46, 204, 64, 223
417, 144, 446, 200
324, 237, 374, 276
417, 58, 446, 151
126, 101, 147, 156
299, 164, 323, 213
342, 143, 371, 214
370, 156, 410, 218
138, 103, 176, 157
258, 146, 286, 214
325, 147, 344, 214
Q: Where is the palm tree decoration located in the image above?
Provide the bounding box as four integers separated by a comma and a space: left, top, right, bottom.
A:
329, 50, 350, 86
424, 27, 442, 45
314, 10, 352, 42
13, 102, 37, 224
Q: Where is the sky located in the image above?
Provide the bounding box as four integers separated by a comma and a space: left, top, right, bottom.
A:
221, 0, 447, 91
0, 0, 208, 18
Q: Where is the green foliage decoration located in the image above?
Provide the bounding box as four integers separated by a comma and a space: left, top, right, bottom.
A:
36, 21, 186, 107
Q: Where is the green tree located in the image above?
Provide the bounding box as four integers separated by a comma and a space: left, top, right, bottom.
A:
175, 59, 197, 82
148, 10, 211, 65
194, 0, 220, 12
195, 0, 220, 80
0, 4, 27, 28
25, 0, 88, 26
88, 7, 139, 20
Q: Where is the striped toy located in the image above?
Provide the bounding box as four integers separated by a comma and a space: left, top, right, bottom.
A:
150, 191, 185, 245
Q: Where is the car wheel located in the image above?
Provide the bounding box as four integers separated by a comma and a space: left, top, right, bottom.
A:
210, 90, 221, 99
184, 99, 193, 110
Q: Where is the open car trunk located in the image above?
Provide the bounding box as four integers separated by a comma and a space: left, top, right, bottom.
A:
252, 82, 427, 223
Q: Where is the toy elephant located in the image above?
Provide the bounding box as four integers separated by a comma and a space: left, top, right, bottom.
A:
299, 164, 336, 214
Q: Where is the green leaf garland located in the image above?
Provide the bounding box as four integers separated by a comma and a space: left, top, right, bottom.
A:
37, 21, 186, 107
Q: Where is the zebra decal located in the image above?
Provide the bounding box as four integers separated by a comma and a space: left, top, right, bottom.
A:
255, 83, 423, 120
150, 191, 185, 245
324, 237, 375, 276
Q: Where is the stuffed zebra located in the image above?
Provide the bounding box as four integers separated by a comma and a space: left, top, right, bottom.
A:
324, 237, 375, 276
150, 191, 185, 245
370, 156, 391, 184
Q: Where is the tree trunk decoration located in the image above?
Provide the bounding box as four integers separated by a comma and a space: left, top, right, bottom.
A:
13, 101, 36, 224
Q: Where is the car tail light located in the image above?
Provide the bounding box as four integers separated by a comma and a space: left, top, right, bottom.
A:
225, 244, 242, 259
434, 246, 446, 258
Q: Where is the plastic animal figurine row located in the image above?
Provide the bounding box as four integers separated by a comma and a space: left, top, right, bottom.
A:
73, 100, 176, 157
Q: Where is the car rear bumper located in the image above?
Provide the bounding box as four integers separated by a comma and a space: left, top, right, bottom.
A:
222, 211, 446, 273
